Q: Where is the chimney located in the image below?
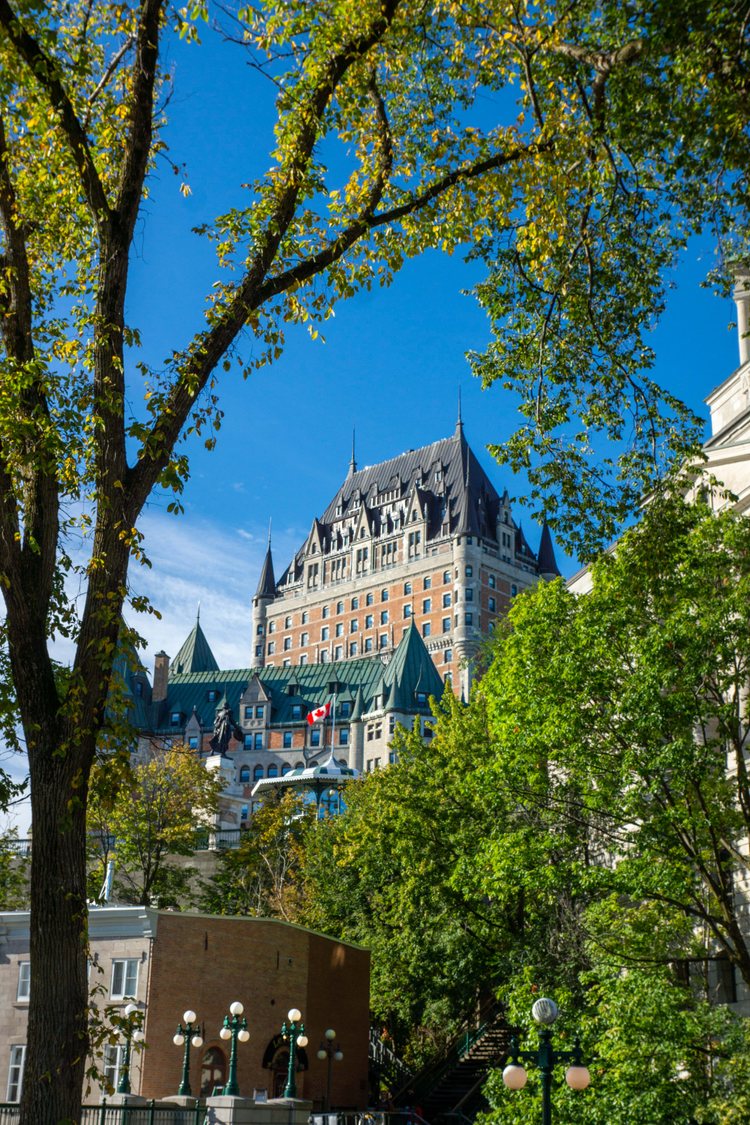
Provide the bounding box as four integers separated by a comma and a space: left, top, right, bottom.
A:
152, 651, 169, 703
733, 273, 750, 367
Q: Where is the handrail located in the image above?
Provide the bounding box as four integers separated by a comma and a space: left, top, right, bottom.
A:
391, 997, 504, 1105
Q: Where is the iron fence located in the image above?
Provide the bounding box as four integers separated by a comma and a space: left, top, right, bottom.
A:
0, 1103, 205, 1124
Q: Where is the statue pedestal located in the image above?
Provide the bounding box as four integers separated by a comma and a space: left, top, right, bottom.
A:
105, 1093, 147, 1107
204, 1095, 313, 1125
163, 1094, 200, 1108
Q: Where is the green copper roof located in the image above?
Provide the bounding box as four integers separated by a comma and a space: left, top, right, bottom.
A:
382, 620, 444, 712
172, 615, 219, 675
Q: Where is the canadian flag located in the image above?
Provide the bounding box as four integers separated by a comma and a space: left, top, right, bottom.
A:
306, 701, 331, 725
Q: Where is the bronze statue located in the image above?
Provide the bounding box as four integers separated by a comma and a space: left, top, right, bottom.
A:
211, 700, 241, 755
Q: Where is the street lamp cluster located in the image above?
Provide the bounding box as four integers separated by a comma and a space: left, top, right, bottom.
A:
502, 998, 590, 1125
169, 1002, 319, 1102
317, 1028, 344, 1111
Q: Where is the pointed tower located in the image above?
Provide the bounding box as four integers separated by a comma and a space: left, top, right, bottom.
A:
252, 528, 276, 667
172, 610, 219, 675
347, 429, 357, 479
537, 522, 561, 580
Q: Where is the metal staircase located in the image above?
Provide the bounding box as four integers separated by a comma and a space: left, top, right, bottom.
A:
391, 1002, 509, 1125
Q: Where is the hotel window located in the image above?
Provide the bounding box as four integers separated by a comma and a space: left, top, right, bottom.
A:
355, 547, 369, 574
380, 610, 389, 625
381, 588, 389, 601
292, 705, 302, 720
254, 733, 263, 750
366, 592, 374, 605
17, 962, 30, 1002
350, 620, 358, 633
110, 958, 139, 1000
442, 592, 451, 607
350, 642, 358, 656
239, 765, 251, 783
256, 624, 263, 635
339, 728, 350, 746
322, 605, 330, 618
407, 530, 421, 559
321, 626, 329, 641
267, 641, 275, 655
488, 574, 496, 589
301, 611, 308, 624
365, 637, 374, 653
404, 604, 412, 618
465, 612, 473, 625
422, 622, 431, 638
6, 1045, 25, 1103
170, 711, 181, 726
465, 588, 474, 601
442, 617, 451, 633
254, 765, 264, 782
466, 565, 473, 577
424, 576, 432, 589
255, 705, 265, 719
285, 616, 292, 628
283, 731, 293, 749
334, 645, 343, 660
267, 764, 279, 778
423, 598, 431, 613
244, 733, 253, 749
300, 654, 308, 665
310, 728, 321, 748
489, 596, 496, 612
351, 596, 359, 610
188, 735, 198, 749
443, 570, 451, 583
404, 581, 412, 595
340, 701, 352, 718
244, 706, 252, 720
268, 621, 276, 633
337, 601, 344, 613
283, 637, 292, 651
511, 584, 518, 596
444, 649, 453, 663
336, 622, 344, 637
321, 650, 330, 663
365, 614, 373, 628
379, 633, 388, 648
300, 632, 309, 646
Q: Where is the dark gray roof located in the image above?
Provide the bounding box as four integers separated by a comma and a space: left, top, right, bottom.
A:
172, 617, 219, 675
254, 543, 276, 601
537, 523, 561, 578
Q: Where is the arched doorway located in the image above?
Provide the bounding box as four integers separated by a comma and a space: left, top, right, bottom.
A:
262, 1034, 309, 1098
200, 1046, 226, 1097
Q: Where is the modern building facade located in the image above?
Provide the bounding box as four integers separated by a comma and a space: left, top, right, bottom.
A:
251, 417, 559, 699
0, 907, 370, 1107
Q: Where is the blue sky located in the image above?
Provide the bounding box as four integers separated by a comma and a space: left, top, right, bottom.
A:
118, 21, 740, 675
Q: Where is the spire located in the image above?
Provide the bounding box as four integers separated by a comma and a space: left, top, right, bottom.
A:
347, 428, 357, 478
537, 522, 561, 579
172, 618, 219, 676
456, 387, 463, 434
196, 602, 200, 623
254, 535, 276, 601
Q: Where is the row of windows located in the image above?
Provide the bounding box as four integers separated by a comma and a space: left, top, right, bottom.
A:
15, 958, 139, 1005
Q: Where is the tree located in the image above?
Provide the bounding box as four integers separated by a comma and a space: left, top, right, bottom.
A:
87, 746, 221, 907
0, 2, 747, 1119
198, 789, 315, 921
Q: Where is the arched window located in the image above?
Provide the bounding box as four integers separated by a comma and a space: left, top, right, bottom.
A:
267, 764, 279, 778
200, 1047, 226, 1097
281, 764, 291, 776
253, 765, 264, 783
239, 765, 250, 783
262, 1036, 309, 1099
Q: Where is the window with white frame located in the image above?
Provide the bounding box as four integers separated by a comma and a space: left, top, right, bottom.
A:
17, 962, 30, 1002
6, 1045, 25, 1102
104, 1043, 124, 1091
110, 958, 139, 1000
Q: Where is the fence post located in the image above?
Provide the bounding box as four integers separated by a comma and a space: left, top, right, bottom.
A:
147, 1098, 156, 1125
99, 1098, 108, 1125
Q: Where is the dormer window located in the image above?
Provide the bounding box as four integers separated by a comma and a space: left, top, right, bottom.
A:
170, 711, 181, 726
292, 704, 302, 720
134, 682, 143, 697
207, 689, 219, 703
416, 692, 428, 705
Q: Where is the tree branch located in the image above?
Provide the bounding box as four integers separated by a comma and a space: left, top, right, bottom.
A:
0, 0, 111, 225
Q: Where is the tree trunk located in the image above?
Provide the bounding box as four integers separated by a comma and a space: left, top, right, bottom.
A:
21, 742, 90, 1125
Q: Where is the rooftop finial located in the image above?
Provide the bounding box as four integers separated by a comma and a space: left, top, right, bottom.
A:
196, 601, 200, 623
456, 387, 463, 433
348, 428, 357, 477
267, 517, 272, 548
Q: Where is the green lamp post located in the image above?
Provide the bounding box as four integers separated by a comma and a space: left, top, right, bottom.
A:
502, 998, 590, 1125
281, 1008, 309, 1099
116, 1004, 144, 1095
172, 1009, 204, 1097
219, 1001, 250, 1096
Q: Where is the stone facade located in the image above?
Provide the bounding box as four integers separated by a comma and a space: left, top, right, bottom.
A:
0, 907, 369, 1108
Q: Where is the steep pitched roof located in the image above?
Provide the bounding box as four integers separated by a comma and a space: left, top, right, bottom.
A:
254, 542, 276, 600
382, 620, 444, 712
171, 616, 219, 675
537, 522, 561, 578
